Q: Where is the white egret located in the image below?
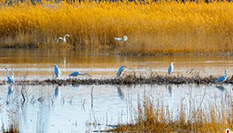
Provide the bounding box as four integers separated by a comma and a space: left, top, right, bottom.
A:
5, 68, 14, 84
11, 68, 14, 82
57, 34, 70, 43
117, 66, 125, 77
114, 35, 128, 42
215, 70, 228, 83
69, 71, 92, 77
54, 65, 61, 78
168, 62, 174, 75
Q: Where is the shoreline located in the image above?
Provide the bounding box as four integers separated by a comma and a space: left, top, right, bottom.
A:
1, 75, 232, 85
1, 47, 233, 57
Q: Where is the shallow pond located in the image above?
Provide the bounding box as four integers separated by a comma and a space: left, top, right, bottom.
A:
0, 49, 233, 80
0, 84, 232, 132
0, 49, 232, 132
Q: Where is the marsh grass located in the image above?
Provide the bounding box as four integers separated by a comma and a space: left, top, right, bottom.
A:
0, 2, 233, 54
106, 94, 233, 132
1, 113, 19, 133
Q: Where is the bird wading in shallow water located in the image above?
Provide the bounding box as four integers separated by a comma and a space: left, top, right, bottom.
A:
168, 62, 174, 75
114, 35, 128, 42
57, 34, 70, 43
5, 68, 14, 84
54, 65, 61, 79
69, 71, 92, 77
215, 70, 228, 84
117, 66, 126, 77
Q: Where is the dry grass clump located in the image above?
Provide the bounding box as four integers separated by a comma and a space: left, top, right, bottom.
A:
0, 2, 233, 54
108, 96, 233, 132
1, 117, 19, 133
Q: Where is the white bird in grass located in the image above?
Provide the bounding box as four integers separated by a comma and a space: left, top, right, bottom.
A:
57, 34, 70, 43
69, 71, 92, 77
215, 70, 228, 84
5, 68, 14, 84
114, 35, 128, 42
117, 66, 126, 77
54, 65, 61, 78
168, 62, 174, 75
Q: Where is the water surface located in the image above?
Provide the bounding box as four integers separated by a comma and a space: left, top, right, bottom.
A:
0, 84, 232, 132
0, 49, 233, 132
0, 49, 233, 80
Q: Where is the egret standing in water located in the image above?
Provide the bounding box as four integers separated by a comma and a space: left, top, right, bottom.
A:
168, 62, 174, 75
69, 71, 92, 77
54, 65, 61, 79
57, 34, 70, 43
5, 68, 14, 84
11, 68, 14, 82
117, 66, 125, 77
114, 36, 128, 42
215, 70, 228, 84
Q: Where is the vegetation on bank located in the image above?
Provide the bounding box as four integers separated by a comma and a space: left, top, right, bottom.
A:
0, 2, 233, 54
107, 95, 233, 132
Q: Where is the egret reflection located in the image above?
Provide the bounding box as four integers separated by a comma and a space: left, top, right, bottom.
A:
168, 85, 172, 97
54, 86, 60, 100
215, 85, 226, 96
7, 85, 14, 103
116, 86, 124, 100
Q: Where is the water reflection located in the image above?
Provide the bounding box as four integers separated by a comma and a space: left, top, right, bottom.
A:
0, 84, 232, 132
167, 85, 172, 97
215, 85, 226, 96
7, 85, 14, 104
54, 86, 60, 100
116, 86, 124, 100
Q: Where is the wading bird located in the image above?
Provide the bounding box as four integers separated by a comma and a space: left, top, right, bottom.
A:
5, 68, 14, 84
215, 70, 228, 83
117, 66, 125, 77
168, 62, 174, 75
69, 71, 92, 77
57, 34, 70, 43
54, 65, 61, 78
11, 68, 14, 81
114, 35, 128, 42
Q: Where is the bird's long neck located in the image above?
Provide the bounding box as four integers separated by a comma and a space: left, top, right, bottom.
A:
225, 72, 228, 77
63, 35, 68, 41
80, 73, 92, 77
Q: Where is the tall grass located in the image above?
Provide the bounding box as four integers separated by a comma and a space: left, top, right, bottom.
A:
0, 2, 233, 54
107, 95, 233, 132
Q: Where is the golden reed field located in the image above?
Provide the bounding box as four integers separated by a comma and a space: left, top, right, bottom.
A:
0, 1, 233, 54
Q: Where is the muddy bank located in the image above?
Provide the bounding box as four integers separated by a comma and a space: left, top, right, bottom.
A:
1, 75, 233, 86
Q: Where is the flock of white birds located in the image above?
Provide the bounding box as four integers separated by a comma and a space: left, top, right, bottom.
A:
5, 61, 228, 85
56, 34, 128, 43
3, 35, 228, 85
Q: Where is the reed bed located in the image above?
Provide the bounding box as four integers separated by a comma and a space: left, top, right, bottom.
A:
0, 2, 233, 54
105, 95, 233, 132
